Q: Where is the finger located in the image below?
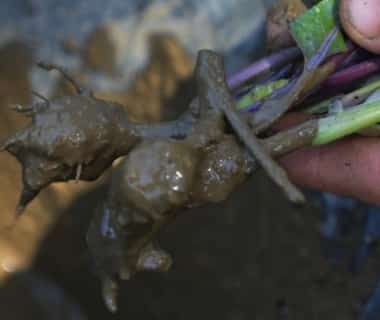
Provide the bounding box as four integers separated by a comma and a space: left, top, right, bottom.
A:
340, 0, 380, 54
280, 136, 380, 205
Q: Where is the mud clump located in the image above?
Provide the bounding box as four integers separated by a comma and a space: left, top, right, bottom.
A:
191, 135, 253, 204
3, 90, 139, 214
87, 139, 199, 311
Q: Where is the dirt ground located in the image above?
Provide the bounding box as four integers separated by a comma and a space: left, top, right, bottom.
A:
0, 35, 379, 320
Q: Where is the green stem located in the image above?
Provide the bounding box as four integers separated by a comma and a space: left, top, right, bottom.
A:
313, 100, 380, 145
306, 96, 336, 114
342, 79, 380, 107
236, 79, 288, 111
306, 79, 380, 114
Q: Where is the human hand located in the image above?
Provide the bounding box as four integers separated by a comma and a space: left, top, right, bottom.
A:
277, 0, 380, 205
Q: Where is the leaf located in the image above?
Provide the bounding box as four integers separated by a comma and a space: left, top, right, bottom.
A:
289, 0, 347, 59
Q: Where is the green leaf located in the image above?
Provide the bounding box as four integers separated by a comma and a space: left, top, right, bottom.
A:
289, 0, 347, 59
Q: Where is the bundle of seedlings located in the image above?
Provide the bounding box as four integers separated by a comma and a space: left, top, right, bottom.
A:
3, 0, 380, 312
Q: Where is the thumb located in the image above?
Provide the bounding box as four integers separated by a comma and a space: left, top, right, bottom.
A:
340, 0, 380, 54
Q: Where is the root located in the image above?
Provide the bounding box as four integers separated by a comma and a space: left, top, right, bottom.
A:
75, 163, 83, 183
31, 90, 50, 105
37, 61, 87, 95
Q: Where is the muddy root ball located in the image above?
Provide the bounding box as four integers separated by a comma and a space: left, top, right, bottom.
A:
2, 93, 139, 214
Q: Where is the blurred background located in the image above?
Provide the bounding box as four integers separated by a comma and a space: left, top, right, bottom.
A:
1, 0, 380, 319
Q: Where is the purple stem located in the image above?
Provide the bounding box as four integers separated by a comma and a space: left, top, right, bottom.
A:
323, 58, 380, 89
301, 58, 380, 107
227, 47, 302, 90
233, 63, 294, 100
242, 29, 339, 114
337, 48, 364, 70
267, 63, 294, 82
325, 49, 353, 69
235, 32, 372, 114
323, 41, 355, 68
245, 101, 263, 113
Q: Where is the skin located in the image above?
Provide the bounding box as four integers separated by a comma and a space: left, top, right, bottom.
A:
340, 0, 380, 54
281, 0, 380, 205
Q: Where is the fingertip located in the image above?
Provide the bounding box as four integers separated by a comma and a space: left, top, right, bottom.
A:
340, 0, 380, 54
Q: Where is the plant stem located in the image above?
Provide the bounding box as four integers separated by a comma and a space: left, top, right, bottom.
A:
342, 80, 380, 108
263, 120, 318, 157
227, 47, 302, 90
236, 79, 289, 110
306, 79, 380, 114
249, 28, 338, 133
304, 96, 336, 114
322, 58, 380, 89
313, 100, 380, 145
199, 50, 305, 204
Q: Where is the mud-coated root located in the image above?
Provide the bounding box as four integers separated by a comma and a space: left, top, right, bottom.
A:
2, 93, 139, 213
